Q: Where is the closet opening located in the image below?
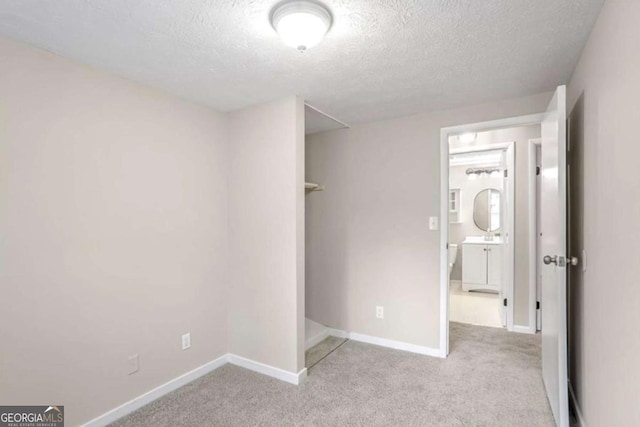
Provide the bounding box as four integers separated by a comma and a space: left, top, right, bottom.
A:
303, 102, 349, 370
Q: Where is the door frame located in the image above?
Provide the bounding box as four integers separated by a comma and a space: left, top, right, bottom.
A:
449, 142, 515, 328
528, 138, 542, 333
439, 113, 545, 356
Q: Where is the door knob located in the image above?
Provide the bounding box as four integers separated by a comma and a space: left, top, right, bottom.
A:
570, 256, 579, 267
544, 255, 568, 267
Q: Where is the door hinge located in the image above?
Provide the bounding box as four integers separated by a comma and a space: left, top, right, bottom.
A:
504, 170, 508, 178
536, 301, 540, 310
503, 298, 507, 307
536, 166, 541, 176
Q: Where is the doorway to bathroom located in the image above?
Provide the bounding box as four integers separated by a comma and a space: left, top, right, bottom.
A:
440, 87, 569, 426
447, 140, 515, 330
440, 120, 544, 343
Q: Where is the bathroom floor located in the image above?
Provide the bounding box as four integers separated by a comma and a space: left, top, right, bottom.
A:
449, 281, 503, 328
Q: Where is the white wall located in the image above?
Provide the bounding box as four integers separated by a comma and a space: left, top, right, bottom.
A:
306, 92, 551, 350
228, 96, 305, 375
450, 125, 541, 326
0, 35, 307, 426
566, 0, 640, 424
0, 36, 229, 426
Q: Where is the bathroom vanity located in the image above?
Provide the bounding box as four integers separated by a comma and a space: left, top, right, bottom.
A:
462, 236, 502, 292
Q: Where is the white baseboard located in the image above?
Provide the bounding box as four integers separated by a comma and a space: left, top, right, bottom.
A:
328, 327, 442, 358
569, 381, 587, 427
512, 325, 536, 335
81, 354, 228, 427
328, 328, 349, 339
82, 353, 306, 426
329, 327, 442, 358
227, 354, 307, 385
83, 329, 438, 427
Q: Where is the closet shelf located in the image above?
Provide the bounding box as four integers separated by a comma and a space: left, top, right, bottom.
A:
305, 182, 325, 194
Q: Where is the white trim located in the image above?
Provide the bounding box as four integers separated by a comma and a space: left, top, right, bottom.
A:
442, 113, 545, 136
81, 354, 228, 427
440, 113, 546, 358
440, 127, 450, 357
528, 138, 542, 333
569, 381, 587, 427
327, 328, 349, 339
328, 327, 442, 358
348, 332, 443, 358
82, 353, 307, 426
82, 329, 441, 427
449, 142, 512, 155
227, 354, 307, 385
512, 325, 536, 335
504, 142, 516, 331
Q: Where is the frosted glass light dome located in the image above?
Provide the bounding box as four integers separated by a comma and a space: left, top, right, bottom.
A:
271, 1, 332, 52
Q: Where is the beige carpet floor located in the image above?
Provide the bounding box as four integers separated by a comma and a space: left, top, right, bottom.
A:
111, 322, 554, 426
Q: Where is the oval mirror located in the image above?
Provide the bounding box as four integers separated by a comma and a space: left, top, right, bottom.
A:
473, 188, 501, 232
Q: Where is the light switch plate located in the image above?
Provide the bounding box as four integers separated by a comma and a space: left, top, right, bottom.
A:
182, 333, 191, 350
429, 216, 439, 230
128, 354, 139, 375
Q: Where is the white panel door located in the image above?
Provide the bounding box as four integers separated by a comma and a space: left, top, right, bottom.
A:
462, 244, 487, 285
540, 86, 569, 427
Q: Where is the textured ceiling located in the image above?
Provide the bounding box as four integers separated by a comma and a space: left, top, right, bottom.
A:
0, 0, 604, 125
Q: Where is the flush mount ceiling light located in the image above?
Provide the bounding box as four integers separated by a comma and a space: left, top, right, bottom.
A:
271, 1, 332, 52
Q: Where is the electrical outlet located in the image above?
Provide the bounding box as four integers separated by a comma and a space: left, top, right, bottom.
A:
181, 333, 191, 350
127, 354, 139, 375
376, 306, 384, 319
